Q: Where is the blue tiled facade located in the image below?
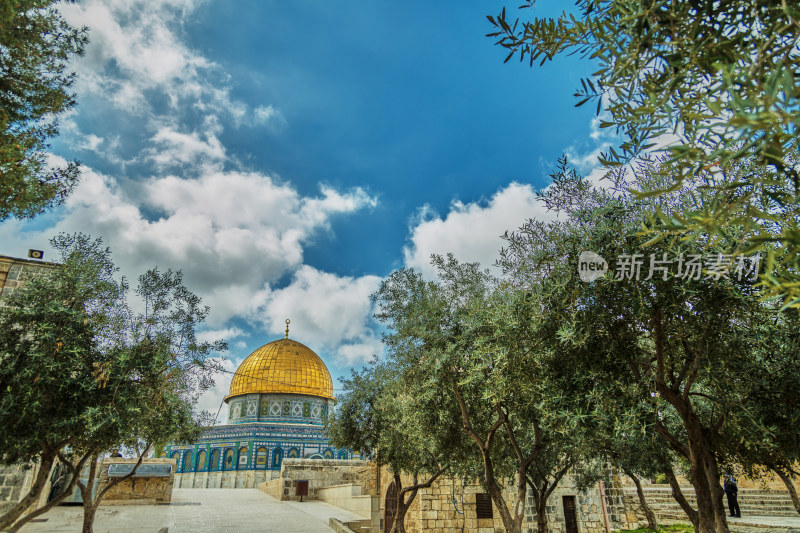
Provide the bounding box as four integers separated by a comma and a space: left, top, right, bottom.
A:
165, 393, 353, 474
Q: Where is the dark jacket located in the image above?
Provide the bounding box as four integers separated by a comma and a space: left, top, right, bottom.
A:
724, 479, 738, 495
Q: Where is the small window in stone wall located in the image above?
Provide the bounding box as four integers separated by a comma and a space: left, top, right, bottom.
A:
475, 493, 493, 519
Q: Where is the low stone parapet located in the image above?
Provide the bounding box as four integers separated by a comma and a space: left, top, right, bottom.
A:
258, 477, 283, 499
97, 458, 176, 505
273, 459, 372, 501
317, 483, 378, 519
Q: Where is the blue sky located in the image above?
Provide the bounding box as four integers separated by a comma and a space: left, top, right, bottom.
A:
0, 0, 610, 417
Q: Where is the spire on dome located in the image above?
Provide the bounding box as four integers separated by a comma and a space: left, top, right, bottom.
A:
285, 318, 290, 339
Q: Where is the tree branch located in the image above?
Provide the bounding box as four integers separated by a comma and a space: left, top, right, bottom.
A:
95, 443, 152, 504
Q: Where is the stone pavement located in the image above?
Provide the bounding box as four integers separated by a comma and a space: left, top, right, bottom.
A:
18, 488, 365, 532
726, 514, 800, 532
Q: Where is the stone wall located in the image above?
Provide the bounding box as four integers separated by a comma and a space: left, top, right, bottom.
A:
269, 459, 373, 501
377, 466, 637, 533
541, 472, 634, 533
96, 458, 176, 505
173, 467, 277, 489
260, 478, 283, 499
317, 483, 378, 519
0, 464, 34, 515
0, 255, 59, 303
0, 462, 54, 518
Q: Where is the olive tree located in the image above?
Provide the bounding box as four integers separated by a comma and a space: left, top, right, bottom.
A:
329, 360, 450, 533
0, 234, 225, 532
488, 2, 800, 307
499, 157, 798, 533
373, 256, 593, 533
1, 0, 87, 220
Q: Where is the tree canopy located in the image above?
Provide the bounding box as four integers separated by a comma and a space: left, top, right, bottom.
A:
329, 360, 450, 533
0, 233, 225, 532
371, 256, 595, 533
1, 0, 87, 220
488, 1, 800, 308
498, 157, 800, 533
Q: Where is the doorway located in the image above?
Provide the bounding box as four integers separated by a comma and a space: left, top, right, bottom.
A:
384, 481, 397, 533
563, 495, 579, 533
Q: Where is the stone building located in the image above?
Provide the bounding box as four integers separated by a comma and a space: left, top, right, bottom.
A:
377, 468, 634, 533
166, 321, 357, 489
0, 253, 59, 303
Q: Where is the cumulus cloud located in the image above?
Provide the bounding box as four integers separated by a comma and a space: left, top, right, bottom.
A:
254, 105, 278, 124
60, 0, 273, 123
0, 161, 378, 330
146, 127, 226, 169
403, 183, 556, 278
196, 327, 244, 345
256, 266, 384, 366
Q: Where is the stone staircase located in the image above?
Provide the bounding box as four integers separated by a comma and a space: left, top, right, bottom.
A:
624, 487, 800, 521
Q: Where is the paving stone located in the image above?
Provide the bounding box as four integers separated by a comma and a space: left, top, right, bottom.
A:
19, 489, 338, 532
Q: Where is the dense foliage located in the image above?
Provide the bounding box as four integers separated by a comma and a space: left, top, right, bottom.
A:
0, 234, 225, 532
0, 0, 87, 220
371, 256, 595, 533
488, 1, 800, 307
329, 361, 450, 533
498, 158, 800, 533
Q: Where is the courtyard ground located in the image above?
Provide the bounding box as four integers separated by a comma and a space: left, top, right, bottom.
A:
17, 488, 364, 532
14, 488, 800, 532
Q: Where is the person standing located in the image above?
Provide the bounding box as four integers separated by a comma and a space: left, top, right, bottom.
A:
724, 475, 741, 517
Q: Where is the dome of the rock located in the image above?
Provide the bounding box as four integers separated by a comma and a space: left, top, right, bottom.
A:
165, 320, 356, 486
226, 337, 334, 401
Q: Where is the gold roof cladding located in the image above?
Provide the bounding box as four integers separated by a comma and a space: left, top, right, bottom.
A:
225, 337, 334, 401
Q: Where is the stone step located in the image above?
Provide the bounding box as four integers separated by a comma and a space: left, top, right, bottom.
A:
642, 495, 795, 502
645, 500, 797, 508
625, 487, 800, 522
643, 502, 799, 518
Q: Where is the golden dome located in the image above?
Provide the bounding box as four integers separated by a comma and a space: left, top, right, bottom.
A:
226, 336, 334, 401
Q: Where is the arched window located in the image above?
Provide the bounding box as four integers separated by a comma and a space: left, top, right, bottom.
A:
287, 447, 299, 458
337, 450, 348, 460
255, 447, 268, 469
237, 446, 249, 469
196, 450, 206, 471
323, 448, 334, 459
223, 449, 234, 471
210, 449, 221, 471
182, 451, 193, 473
272, 448, 283, 469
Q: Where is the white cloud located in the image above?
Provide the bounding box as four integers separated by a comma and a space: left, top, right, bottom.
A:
254, 105, 278, 124
403, 183, 556, 278
256, 266, 384, 366
60, 0, 277, 124
0, 162, 378, 330
196, 327, 244, 345
146, 127, 226, 168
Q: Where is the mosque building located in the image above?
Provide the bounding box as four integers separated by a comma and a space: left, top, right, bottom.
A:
166, 320, 356, 489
